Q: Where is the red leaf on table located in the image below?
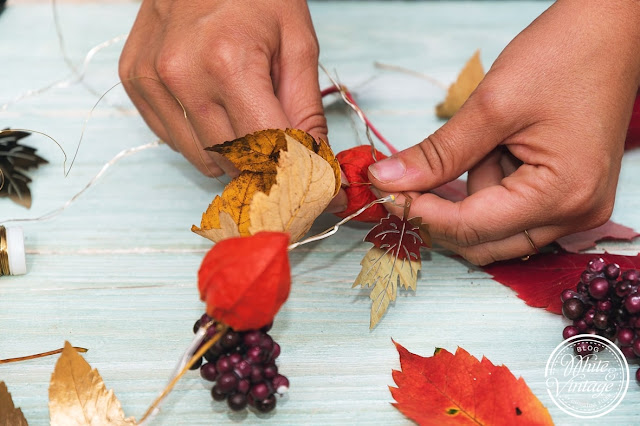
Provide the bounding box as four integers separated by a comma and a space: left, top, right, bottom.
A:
198, 232, 291, 330
625, 92, 640, 150
556, 220, 640, 253
365, 214, 429, 261
482, 252, 640, 314
335, 145, 388, 222
390, 341, 553, 426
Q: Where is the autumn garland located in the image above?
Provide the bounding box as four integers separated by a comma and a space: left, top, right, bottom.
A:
2, 55, 638, 424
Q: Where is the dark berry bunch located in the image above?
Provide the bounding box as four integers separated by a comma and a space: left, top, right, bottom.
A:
191, 314, 289, 413
560, 258, 640, 382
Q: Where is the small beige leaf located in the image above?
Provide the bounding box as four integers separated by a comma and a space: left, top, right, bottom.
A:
436, 49, 485, 119
0, 381, 28, 426
249, 133, 336, 242
354, 247, 421, 329
49, 342, 136, 426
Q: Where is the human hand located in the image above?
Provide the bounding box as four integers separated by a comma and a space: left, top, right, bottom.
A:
119, 0, 348, 211
368, 0, 640, 265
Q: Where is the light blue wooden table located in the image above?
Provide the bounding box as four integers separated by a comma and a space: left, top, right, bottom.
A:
1, 1, 640, 424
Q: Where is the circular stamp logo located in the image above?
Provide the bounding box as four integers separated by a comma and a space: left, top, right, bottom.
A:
545, 334, 629, 418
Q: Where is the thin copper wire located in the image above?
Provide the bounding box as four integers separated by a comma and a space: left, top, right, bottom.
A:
319, 64, 381, 161
0, 226, 9, 276
288, 195, 396, 250
373, 61, 448, 90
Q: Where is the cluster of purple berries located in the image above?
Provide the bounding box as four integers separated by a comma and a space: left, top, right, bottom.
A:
561, 258, 640, 381
191, 314, 289, 413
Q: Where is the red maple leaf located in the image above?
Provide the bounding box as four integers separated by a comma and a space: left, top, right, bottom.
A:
364, 214, 429, 261
198, 232, 291, 330
624, 92, 640, 150
335, 145, 389, 222
556, 221, 639, 252
390, 340, 553, 426
482, 252, 640, 315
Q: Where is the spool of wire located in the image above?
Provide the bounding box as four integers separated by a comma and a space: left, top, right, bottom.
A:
0, 226, 26, 276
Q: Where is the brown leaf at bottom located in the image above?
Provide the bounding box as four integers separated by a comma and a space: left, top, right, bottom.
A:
0, 381, 28, 426
49, 342, 136, 426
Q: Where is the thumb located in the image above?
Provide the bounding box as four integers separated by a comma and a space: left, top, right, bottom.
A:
368, 89, 516, 192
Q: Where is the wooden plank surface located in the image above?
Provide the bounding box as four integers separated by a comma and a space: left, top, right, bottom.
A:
1, 1, 639, 424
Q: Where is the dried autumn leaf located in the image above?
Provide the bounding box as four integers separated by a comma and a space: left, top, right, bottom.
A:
0, 129, 47, 209
198, 232, 291, 331
192, 129, 340, 243
0, 381, 28, 426
482, 252, 640, 314
435, 50, 485, 119
335, 145, 389, 222
556, 221, 639, 253
354, 215, 429, 328
391, 341, 554, 426
49, 342, 136, 426
355, 247, 421, 329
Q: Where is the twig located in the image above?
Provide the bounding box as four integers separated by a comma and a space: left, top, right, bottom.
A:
0, 346, 88, 364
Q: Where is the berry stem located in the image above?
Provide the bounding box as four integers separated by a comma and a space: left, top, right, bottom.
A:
0, 346, 88, 364
139, 322, 229, 424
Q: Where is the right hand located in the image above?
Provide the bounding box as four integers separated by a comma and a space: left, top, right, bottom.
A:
119, 0, 329, 179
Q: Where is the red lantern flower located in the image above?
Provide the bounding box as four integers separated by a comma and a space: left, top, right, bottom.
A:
198, 232, 291, 330
335, 145, 388, 222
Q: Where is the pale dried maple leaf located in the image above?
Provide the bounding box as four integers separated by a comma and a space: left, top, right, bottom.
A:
0, 381, 28, 426
249, 135, 336, 242
192, 129, 339, 243
354, 246, 422, 329
49, 342, 136, 426
436, 50, 485, 119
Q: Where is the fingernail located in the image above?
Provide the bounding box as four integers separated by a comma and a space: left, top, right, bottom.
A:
368, 157, 406, 183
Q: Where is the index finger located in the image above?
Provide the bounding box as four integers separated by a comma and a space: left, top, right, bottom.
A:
379, 164, 562, 248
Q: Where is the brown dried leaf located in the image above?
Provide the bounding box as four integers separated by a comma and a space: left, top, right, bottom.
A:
354, 246, 421, 329
193, 129, 339, 243
0, 381, 28, 426
436, 50, 485, 119
49, 342, 136, 426
0, 129, 47, 209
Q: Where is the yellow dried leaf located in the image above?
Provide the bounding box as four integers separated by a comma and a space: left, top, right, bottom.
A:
49, 342, 136, 426
436, 50, 485, 119
354, 247, 421, 329
193, 129, 340, 243
0, 381, 28, 426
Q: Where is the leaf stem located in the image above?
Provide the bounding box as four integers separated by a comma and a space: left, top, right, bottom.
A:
0, 346, 88, 364
138, 323, 229, 424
